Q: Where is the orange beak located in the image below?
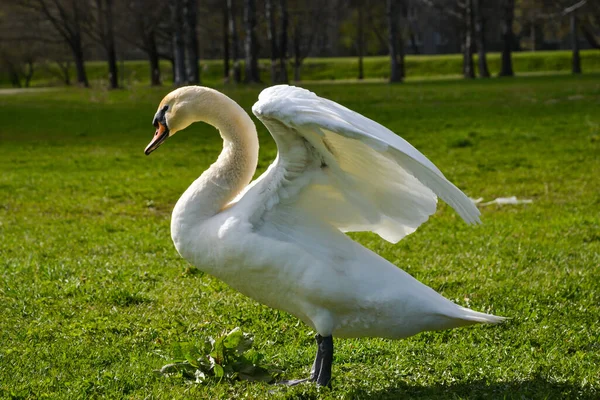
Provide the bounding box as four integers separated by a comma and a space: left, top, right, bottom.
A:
145, 122, 169, 155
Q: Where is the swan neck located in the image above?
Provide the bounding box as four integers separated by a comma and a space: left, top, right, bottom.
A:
174, 92, 258, 222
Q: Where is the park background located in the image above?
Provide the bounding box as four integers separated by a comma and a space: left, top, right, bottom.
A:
1, 1, 599, 399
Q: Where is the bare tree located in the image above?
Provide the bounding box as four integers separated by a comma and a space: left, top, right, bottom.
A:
357, 0, 365, 80
473, 0, 489, 78
184, 0, 200, 84
104, 0, 117, 87
278, 0, 289, 83
40, 45, 73, 86
265, 0, 289, 83
367, 3, 389, 51
23, 0, 90, 87
289, 0, 324, 81
561, 0, 589, 74
228, 0, 242, 83
0, 45, 36, 88
1, 3, 80, 86
119, 0, 168, 86
462, 0, 475, 79
244, 0, 260, 83
143, 31, 162, 86
222, 2, 230, 81
529, 0, 588, 73
266, 0, 279, 82
499, 0, 514, 77
387, 0, 404, 83
0, 4, 38, 87
561, 1, 588, 74
417, 0, 476, 79
90, 0, 119, 88
520, 0, 588, 74
580, 1, 600, 49
570, 12, 581, 74
581, 25, 600, 49
171, 0, 186, 85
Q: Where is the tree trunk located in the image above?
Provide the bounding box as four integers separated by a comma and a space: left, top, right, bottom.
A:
24, 60, 34, 88
59, 60, 71, 85
530, 17, 536, 51
34, 0, 89, 87
462, 0, 475, 79
293, 24, 301, 81
399, 30, 405, 78
244, 0, 260, 83
147, 32, 161, 86
474, 0, 489, 78
278, 0, 289, 83
5, 61, 21, 88
357, 1, 364, 80
399, 1, 406, 78
266, 0, 278, 83
183, 0, 200, 84
571, 13, 581, 74
499, 0, 514, 77
222, 2, 230, 81
228, 0, 242, 83
171, 0, 186, 86
134, 0, 161, 85
170, 59, 176, 83
408, 15, 419, 55
387, 0, 401, 83
104, 0, 119, 88
70, 1, 89, 87
73, 41, 89, 87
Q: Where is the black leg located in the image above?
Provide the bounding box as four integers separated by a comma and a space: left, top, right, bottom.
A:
276, 334, 333, 387
315, 335, 333, 388
310, 334, 324, 382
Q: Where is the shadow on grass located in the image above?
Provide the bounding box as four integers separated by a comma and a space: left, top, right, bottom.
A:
346, 377, 596, 400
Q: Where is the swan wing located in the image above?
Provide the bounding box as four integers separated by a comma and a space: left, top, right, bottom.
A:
248, 85, 480, 243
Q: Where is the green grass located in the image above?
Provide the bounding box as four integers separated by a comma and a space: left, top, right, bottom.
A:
1, 75, 599, 399
3, 49, 600, 88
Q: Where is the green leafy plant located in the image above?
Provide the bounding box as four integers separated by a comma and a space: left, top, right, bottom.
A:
157, 328, 274, 384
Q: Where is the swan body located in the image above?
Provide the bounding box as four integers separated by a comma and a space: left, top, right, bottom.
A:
145, 85, 504, 385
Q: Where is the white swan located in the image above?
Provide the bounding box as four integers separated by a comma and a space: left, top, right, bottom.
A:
144, 85, 504, 387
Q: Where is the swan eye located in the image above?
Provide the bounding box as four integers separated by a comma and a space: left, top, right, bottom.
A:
153, 105, 170, 128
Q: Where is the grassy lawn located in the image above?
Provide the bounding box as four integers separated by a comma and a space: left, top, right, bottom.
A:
4, 49, 600, 88
1, 75, 599, 399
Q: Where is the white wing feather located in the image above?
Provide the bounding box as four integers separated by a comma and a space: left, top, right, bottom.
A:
247, 85, 480, 243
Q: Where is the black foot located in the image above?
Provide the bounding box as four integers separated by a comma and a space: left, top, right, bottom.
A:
277, 378, 310, 386
276, 334, 334, 389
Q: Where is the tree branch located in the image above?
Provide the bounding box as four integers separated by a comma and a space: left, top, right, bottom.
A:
48, 0, 75, 37
416, 0, 462, 20
562, 0, 587, 16
31, 0, 74, 46
581, 23, 600, 48
0, 35, 66, 44
366, 7, 387, 49
534, 0, 588, 19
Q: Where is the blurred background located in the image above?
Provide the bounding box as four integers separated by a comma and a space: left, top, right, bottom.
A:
0, 0, 598, 88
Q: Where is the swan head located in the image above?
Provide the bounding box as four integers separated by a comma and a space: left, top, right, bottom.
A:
145, 86, 217, 155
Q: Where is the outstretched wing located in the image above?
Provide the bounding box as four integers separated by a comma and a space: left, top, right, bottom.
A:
245, 85, 479, 244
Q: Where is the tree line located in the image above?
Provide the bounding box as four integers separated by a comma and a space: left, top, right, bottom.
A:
0, 0, 598, 88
